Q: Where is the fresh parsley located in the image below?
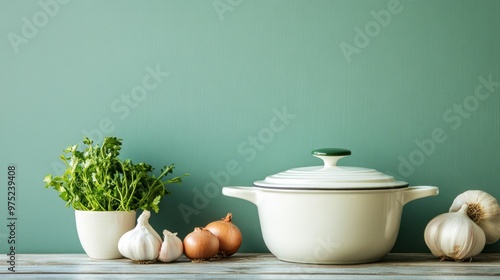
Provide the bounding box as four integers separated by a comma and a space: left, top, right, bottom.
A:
43, 137, 186, 212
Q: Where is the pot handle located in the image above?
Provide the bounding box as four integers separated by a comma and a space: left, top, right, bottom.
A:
403, 186, 439, 205
222, 187, 258, 205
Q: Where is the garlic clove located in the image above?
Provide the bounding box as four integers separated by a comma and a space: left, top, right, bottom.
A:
158, 230, 184, 263
425, 204, 486, 261
449, 190, 500, 244
118, 210, 162, 263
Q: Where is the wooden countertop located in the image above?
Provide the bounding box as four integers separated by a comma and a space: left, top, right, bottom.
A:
3, 253, 500, 279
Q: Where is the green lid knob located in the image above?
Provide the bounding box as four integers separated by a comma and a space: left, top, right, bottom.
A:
312, 148, 351, 168
312, 148, 351, 157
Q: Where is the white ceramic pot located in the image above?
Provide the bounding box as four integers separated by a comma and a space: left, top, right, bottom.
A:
75, 210, 136, 259
222, 148, 439, 264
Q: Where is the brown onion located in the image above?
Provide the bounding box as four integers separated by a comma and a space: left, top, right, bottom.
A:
183, 227, 219, 260
205, 213, 242, 257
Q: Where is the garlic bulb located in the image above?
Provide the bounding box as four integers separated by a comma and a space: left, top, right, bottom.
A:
118, 210, 162, 263
158, 230, 183, 263
449, 190, 500, 244
424, 204, 486, 261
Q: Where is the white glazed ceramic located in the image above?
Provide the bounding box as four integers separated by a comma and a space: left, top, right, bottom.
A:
75, 210, 136, 259
222, 148, 439, 264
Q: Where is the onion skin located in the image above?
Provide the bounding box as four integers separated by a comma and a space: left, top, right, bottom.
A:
183, 227, 219, 260
205, 213, 242, 257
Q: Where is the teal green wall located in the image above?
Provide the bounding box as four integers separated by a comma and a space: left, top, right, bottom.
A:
1, 0, 499, 254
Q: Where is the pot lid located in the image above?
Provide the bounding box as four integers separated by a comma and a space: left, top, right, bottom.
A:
253, 148, 408, 190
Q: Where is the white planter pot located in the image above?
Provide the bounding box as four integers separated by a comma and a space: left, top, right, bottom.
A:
75, 210, 136, 259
